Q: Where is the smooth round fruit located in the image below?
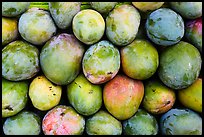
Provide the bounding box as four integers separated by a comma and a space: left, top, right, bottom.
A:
18, 8, 56, 45
29, 75, 62, 111
3, 111, 41, 135
40, 33, 85, 85
178, 78, 202, 113
42, 105, 85, 135
49, 2, 81, 29
2, 40, 40, 81
132, 2, 164, 12
121, 39, 159, 80
158, 41, 201, 89
2, 17, 18, 46
103, 74, 144, 120
123, 109, 158, 135
2, 78, 29, 118
82, 40, 120, 84
106, 4, 140, 46
72, 9, 105, 45
86, 110, 122, 135
185, 17, 202, 53
142, 79, 176, 114
67, 74, 102, 116
146, 8, 184, 46
2, 2, 30, 17
160, 108, 202, 135
90, 2, 118, 14
170, 2, 202, 19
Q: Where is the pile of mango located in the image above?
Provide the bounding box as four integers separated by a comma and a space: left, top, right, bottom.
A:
2, 2, 202, 135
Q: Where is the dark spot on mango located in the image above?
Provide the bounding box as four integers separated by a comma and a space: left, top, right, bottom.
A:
152, 89, 156, 92
4, 105, 13, 111
107, 72, 113, 75
53, 93, 56, 96
149, 19, 155, 26
60, 112, 65, 116
166, 100, 171, 105
89, 90, 93, 94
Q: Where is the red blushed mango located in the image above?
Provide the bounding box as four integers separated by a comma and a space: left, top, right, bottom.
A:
103, 74, 144, 120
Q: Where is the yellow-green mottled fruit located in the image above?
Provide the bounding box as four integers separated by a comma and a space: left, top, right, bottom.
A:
18, 8, 56, 45
106, 4, 140, 46
178, 78, 202, 113
67, 74, 102, 116
2, 17, 18, 46
82, 40, 120, 84
72, 9, 105, 45
2, 40, 40, 81
40, 33, 85, 85
86, 110, 122, 135
3, 111, 41, 135
142, 79, 176, 114
158, 41, 201, 89
2, 78, 29, 118
90, 2, 118, 14
29, 75, 62, 111
2, 2, 30, 17
49, 2, 81, 29
121, 39, 159, 80
132, 2, 164, 12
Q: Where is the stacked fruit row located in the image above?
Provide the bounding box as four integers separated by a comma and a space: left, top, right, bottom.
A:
2, 2, 202, 135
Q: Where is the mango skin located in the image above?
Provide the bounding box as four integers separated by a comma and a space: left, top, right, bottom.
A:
82, 40, 120, 84
3, 111, 41, 135
2, 17, 18, 46
2, 78, 28, 118
103, 74, 144, 120
40, 33, 85, 85
178, 78, 202, 113
86, 110, 122, 135
72, 9, 105, 45
106, 4, 140, 46
2, 2, 30, 17
121, 39, 159, 80
67, 74, 102, 116
18, 8, 56, 45
29, 75, 62, 111
142, 79, 176, 114
170, 2, 202, 19
160, 108, 202, 135
185, 17, 202, 53
158, 41, 201, 90
132, 2, 164, 12
49, 2, 81, 29
123, 109, 158, 135
42, 105, 85, 135
2, 40, 40, 81
146, 8, 184, 46
90, 2, 118, 14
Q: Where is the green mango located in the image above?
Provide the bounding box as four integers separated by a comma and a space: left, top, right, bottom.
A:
123, 109, 158, 135
86, 110, 122, 135
2, 40, 40, 81
67, 74, 102, 116
158, 41, 201, 89
3, 111, 41, 135
40, 33, 85, 85
2, 78, 29, 118
160, 108, 202, 135
49, 2, 81, 29
82, 40, 120, 84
